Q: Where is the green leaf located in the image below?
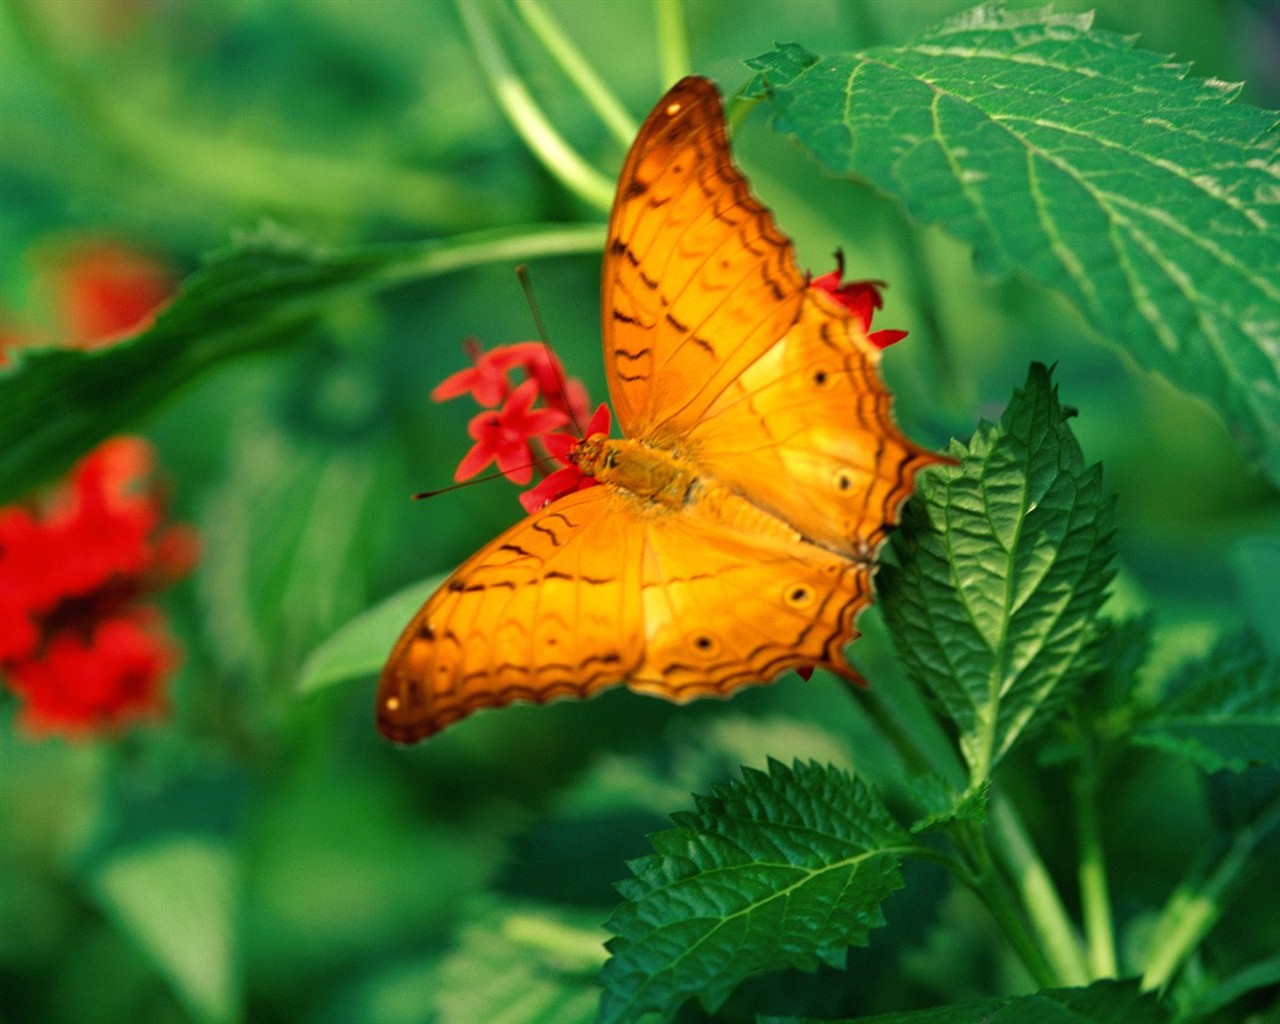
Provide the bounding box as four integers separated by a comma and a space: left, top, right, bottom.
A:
747, 6, 1280, 481
0, 223, 604, 505
878, 364, 1115, 781
434, 903, 606, 1024
760, 978, 1170, 1024
89, 835, 240, 1024
598, 759, 912, 1024
1132, 629, 1280, 772
1231, 536, 1280, 657
297, 576, 441, 694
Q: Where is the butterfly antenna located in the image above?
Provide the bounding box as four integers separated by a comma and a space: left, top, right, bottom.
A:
516, 264, 586, 437
413, 456, 557, 501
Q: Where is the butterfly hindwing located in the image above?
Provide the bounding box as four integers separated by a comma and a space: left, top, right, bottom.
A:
687, 288, 943, 558
377, 487, 646, 742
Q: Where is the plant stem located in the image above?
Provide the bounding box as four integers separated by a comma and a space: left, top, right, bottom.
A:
455, 0, 616, 213
990, 794, 1090, 985
1074, 736, 1117, 978
956, 822, 1060, 988
654, 0, 690, 85
513, 0, 637, 148
1142, 788, 1280, 992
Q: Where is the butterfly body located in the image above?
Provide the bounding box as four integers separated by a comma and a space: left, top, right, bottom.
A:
378, 77, 942, 743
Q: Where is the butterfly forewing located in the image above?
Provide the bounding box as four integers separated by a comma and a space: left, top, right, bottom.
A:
602, 77, 807, 437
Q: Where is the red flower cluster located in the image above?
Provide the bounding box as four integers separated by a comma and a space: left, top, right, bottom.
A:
432, 339, 610, 512
0, 440, 198, 735
432, 263, 908, 513
1, 241, 194, 737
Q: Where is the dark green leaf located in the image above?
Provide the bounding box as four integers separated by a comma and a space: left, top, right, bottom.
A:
760, 977, 1170, 1024
878, 364, 1115, 781
598, 759, 911, 1024
748, 6, 1280, 480
1133, 630, 1280, 772
0, 223, 604, 505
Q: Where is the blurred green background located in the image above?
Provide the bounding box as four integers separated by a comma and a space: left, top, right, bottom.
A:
1, 1, 1277, 1023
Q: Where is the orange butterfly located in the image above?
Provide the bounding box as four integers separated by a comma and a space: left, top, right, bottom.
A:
378, 76, 943, 743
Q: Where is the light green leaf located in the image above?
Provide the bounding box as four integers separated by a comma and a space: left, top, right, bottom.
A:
599, 759, 912, 1024
297, 576, 441, 695
434, 903, 606, 1024
760, 977, 1170, 1024
748, 5, 1280, 480
90, 835, 240, 1024
878, 364, 1115, 782
1132, 629, 1280, 772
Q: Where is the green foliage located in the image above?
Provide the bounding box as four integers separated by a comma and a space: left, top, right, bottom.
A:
747, 5, 1280, 483
1133, 630, 1280, 772
2, 2, 1278, 1024
761, 978, 1170, 1024
297, 577, 439, 695
89, 836, 240, 1024
879, 364, 1115, 781
0, 223, 602, 505
599, 760, 912, 1024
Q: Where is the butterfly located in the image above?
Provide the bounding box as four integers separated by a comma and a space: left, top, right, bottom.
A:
377, 76, 943, 743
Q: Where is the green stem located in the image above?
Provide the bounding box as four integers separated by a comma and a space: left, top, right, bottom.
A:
375, 223, 607, 289
1141, 789, 1280, 992
1074, 736, 1117, 978
990, 794, 1091, 985
513, 0, 637, 148
956, 822, 1059, 988
654, 0, 690, 85
455, 0, 615, 213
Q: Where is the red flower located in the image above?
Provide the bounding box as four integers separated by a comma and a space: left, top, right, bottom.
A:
811, 257, 906, 350
56, 242, 174, 349
455, 378, 569, 484
519, 404, 612, 513
4, 613, 175, 735
433, 340, 589, 425
0, 438, 197, 737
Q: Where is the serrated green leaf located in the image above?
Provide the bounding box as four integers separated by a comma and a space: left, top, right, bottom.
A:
748, 5, 1280, 481
906, 775, 988, 835
760, 977, 1170, 1024
1132, 630, 1280, 772
89, 835, 240, 1024
297, 576, 441, 695
598, 759, 912, 1024
879, 364, 1115, 781
0, 223, 603, 505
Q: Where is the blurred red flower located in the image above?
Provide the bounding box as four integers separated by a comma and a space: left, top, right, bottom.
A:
0, 439, 198, 736
0, 240, 194, 738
